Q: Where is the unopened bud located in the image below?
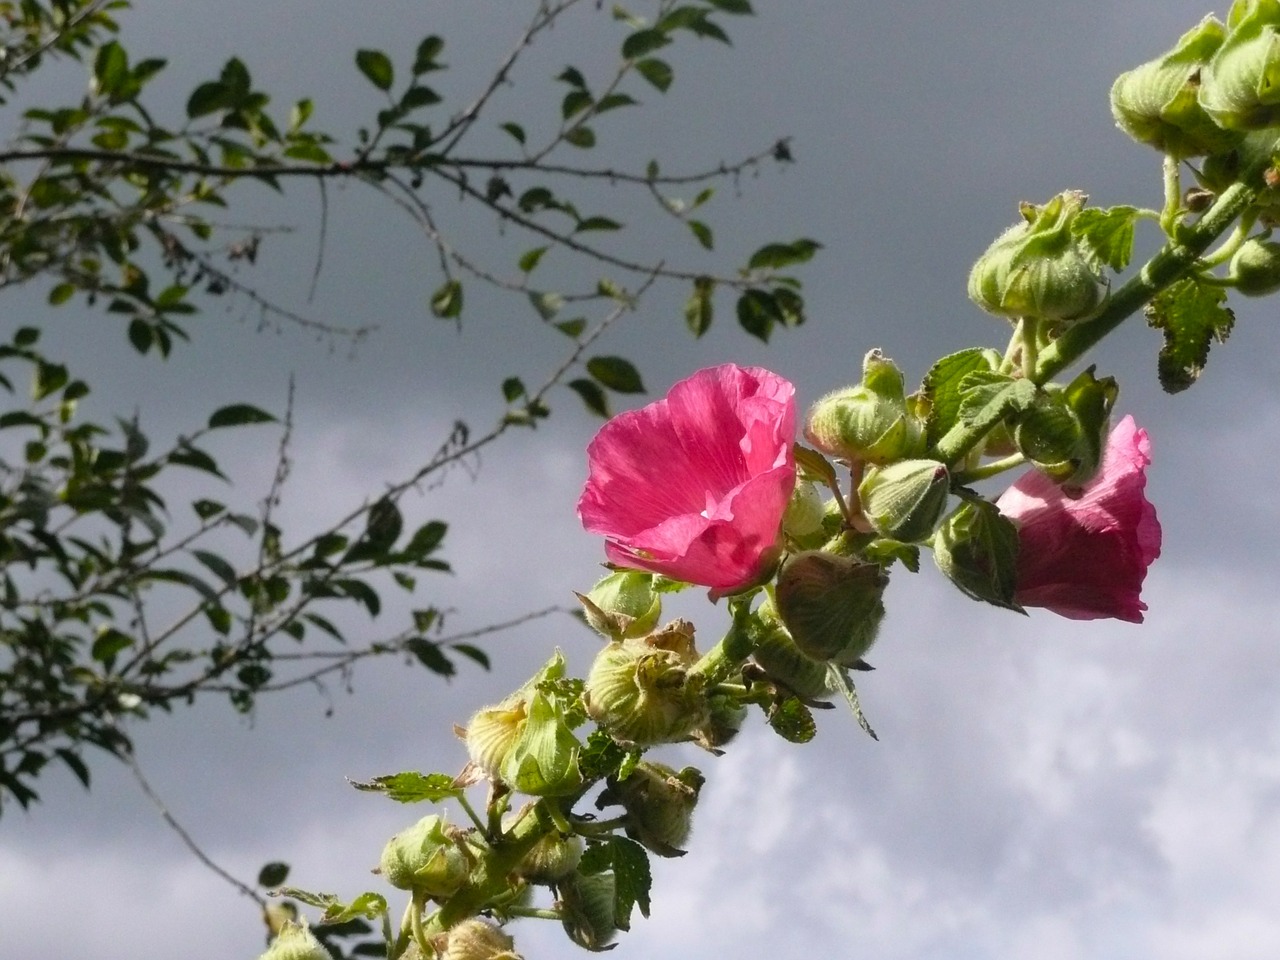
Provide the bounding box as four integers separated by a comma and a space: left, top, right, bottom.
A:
750, 602, 832, 699
932, 499, 1022, 611
1110, 16, 1242, 157
258, 921, 330, 960
379, 814, 473, 897
781, 480, 828, 542
858, 459, 951, 543
576, 571, 661, 641
1199, 0, 1280, 130
774, 551, 887, 665
558, 872, 619, 951
602, 761, 704, 857
583, 620, 708, 745
512, 811, 584, 883
803, 350, 925, 463
968, 191, 1109, 325
1230, 235, 1280, 293
440, 919, 522, 960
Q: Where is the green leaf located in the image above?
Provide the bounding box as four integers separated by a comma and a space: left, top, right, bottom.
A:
403, 520, 447, 558
405, 638, 455, 676
767, 696, 817, 743
635, 58, 674, 92
933, 499, 1023, 611
127, 319, 152, 354
747, 238, 822, 270
430, 279, 463, 319
413, 36, 445, 74
93, 41, 128, 98
518, 246, 549, 272
555, 317, 587, 338
576, 216, 622, 232
1072, 205, 1139, 272
56, 750, 91, 790
356, 49, 394, 91
529, 291, 564, 320
91, 628, 133, 664
192, 550, 238, 588
1144, 277, 1234, 393
687, 219, 714, 249
257, 862, 290, 888
348, 771, 463, 803
33, 362, 68, 401
186, 81, 229, 118
558, 66, 588, 88
48, 283, 75, 306
949, 372, 1037, 452
580, 837, 652, 926
684, 276, 714, 337
921, 347, 997, 447
736, 288, 781, 342
564, 126, 596, 149
452, 644, 491, 670
706, 0, 753, 12
208, 404, 277, 429
595, 93, 638, 113
587, 356, 645, 393
500, 122, 527, 145
502, 377, 526, 402
400, 85, 441, 110
622, 29, 671, 59
562, 88, 593, 119
568, 378, 610, 418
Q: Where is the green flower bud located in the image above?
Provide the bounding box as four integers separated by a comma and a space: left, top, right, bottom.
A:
857, 459, 951, 543
466, 652, 583, 796
258, 921, 330, 960
1229, 235, 1280, 292
691, 692, 747, 752
803, 350, 925, 463
932, 499, 1022, 611
558, 872, 619, 951
967, 192, 1109, 325
781, 480, 828, 542
601, 761, 704, 858
576, 571, 661, 641
511, 810, 584, 883
379, 814, 473, 897
583, 619, 708, 745
1199, 0, 1280, 131
749, 602, 832, 699
1110, 16, 1243, 157
773, 551, 887, 666
440, 919, 522, 960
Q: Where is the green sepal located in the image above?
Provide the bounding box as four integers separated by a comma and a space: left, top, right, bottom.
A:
932, 499, 1024, 612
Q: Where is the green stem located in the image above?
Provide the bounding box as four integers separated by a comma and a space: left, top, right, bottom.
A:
934, 173, 1264, 466
1018, 316, 1041, 381
1159, 153, 1182, 233
951, 452, 1027, 485
688, 599, 755, 688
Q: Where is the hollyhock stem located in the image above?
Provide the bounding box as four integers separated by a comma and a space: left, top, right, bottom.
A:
936, 167, 1267, 467
952, 452, 1027, 485
688, 599, 756, 688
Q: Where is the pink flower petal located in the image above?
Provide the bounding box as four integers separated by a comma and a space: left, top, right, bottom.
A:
579, 365, 796, 595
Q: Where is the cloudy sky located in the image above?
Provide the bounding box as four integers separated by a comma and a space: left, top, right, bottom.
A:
6, 1, 1280, 958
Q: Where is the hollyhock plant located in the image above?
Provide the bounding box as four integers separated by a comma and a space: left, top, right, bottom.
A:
578, 364, 797, 598
996, 415, 1162, 622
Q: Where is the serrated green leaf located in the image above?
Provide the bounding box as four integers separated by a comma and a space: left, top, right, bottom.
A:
636, 58, 673, 92
609, 836, 652, 924
921, 347, 997, 447
767, 696, 817, 743
587, 356, 645, 393
953, 372, 1037, 444
568, 378, 610, 418
208, 404, 277, 429
1144, 277, 1234, 393
348, 771, 462, 802
356, 49, 394, 91
1072, 205, 1139, 272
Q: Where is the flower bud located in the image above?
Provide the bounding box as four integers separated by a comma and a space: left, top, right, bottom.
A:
258, 921, 330, 960
1199, 0, 1280, 131
512, 810, 584, 883
576, 571, 661, 641
558, 872, 619, 951
379, 814, 473, 897
440, 919, 522, 960
583, 620, 708, 745
803, 350, 925, 464
750, 601, 832, 699
773, 551, 887, 665
1229, 235, 1280, 293
858, 459, 951, 543
1110, 16, 1242, 157
466, 652, 583, 796
932, 499, 1022, 611
691, 693, 747, 751
781, 480, 828, 542
967, 192, 1109, 325
602, 761, 704, 857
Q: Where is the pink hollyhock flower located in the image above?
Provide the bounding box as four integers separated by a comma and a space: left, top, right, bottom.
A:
996, 415, 1162, 622
578, 364, 797, 598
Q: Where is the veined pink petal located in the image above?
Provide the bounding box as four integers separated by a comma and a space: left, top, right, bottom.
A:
579, 364, 796, 595
996, 415, 1161, 622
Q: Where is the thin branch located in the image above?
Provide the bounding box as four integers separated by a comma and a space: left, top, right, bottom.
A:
122, 745, 266, 908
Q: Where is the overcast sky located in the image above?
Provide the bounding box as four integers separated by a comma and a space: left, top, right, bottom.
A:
6, 2, 1280, 959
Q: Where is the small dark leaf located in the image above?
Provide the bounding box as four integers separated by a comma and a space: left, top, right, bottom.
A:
403, 520, 447, 558
451, 644, 491, 670
518, 246, 548, 272
622, 29, 671, 59
587, 356, 645, 393
635, 58, 674, 92
413, 36, 445, 74
684, 276, 715, 337
736, 289, 780, 342
687, 219, 714, 250
500, 122, 527, 145
356, 49, 395, 91
747, 238, 822, 271
568, 378, 610, 418
208, 404, 277, 429
405, 638, 455, 676
258, 862, 290, 888
564, 126, 596, 149
430, 279, 463, 319
767, 696, 817, 743
576, 216, 622, 232
1144, 277, 1234, 393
